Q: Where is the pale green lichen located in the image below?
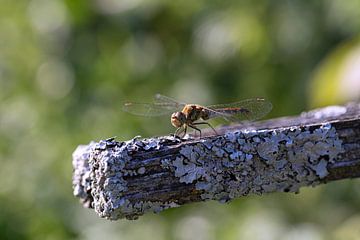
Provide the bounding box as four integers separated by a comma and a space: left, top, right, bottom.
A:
173, 123, 344, 201
72, 123, 344, 220
73, 136, 184, 220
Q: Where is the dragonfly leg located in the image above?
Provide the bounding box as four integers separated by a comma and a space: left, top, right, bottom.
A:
193, 122, 218, 135
175, 127, 184, 137
188, 124, 202, 138
175, 126, 187, 138
182, 125, 188, 138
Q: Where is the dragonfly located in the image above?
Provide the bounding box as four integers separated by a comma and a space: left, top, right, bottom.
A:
123, 94, 272, 138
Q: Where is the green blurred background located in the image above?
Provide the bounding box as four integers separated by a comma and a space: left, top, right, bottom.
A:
1, 0, 360, 239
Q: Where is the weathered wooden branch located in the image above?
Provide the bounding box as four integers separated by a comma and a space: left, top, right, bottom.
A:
72, 102, 360, 220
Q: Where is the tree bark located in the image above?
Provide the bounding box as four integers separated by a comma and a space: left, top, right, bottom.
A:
72, 102, 360, 220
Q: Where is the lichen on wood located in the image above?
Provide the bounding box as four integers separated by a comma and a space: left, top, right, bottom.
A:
72, 102, 360, 220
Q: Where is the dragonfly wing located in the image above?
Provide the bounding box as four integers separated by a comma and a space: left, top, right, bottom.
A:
153, 94, 186, 107
206, 98, 273, 122
123, 102, 180, 117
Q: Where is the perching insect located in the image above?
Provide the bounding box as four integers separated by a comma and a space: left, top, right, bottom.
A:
123, 94, 272, 138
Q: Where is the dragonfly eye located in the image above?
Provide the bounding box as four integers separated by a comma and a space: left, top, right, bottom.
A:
171, 112, 185, 128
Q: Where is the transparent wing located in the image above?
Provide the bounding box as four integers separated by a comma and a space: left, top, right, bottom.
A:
123, 94, 186, 117
153, 94, 186, 107
123, 102, 180, 117
205, 98, 273, 122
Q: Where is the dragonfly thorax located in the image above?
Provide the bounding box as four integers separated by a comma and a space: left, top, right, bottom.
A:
182, 105, 210, 122
171, 105, 211, 129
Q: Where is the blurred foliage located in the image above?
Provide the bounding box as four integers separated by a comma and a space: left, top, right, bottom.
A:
0, 0, 360, 239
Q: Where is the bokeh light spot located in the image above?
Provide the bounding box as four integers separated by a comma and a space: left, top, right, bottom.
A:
122, 35, 163, 75
27, 0, 67, 34
0, 97, 38, 139
36, 59, 75, 100
94, 0, 145, 14
175, 216, 214, 240
339, 46, 360, 100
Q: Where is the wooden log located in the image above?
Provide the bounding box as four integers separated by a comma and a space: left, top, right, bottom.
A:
72, 102, 360, 220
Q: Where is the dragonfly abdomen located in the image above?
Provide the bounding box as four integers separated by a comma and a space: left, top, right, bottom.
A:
218, 108, 250, 114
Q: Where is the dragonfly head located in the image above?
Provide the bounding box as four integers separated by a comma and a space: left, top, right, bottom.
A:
171, 112, 186, 128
